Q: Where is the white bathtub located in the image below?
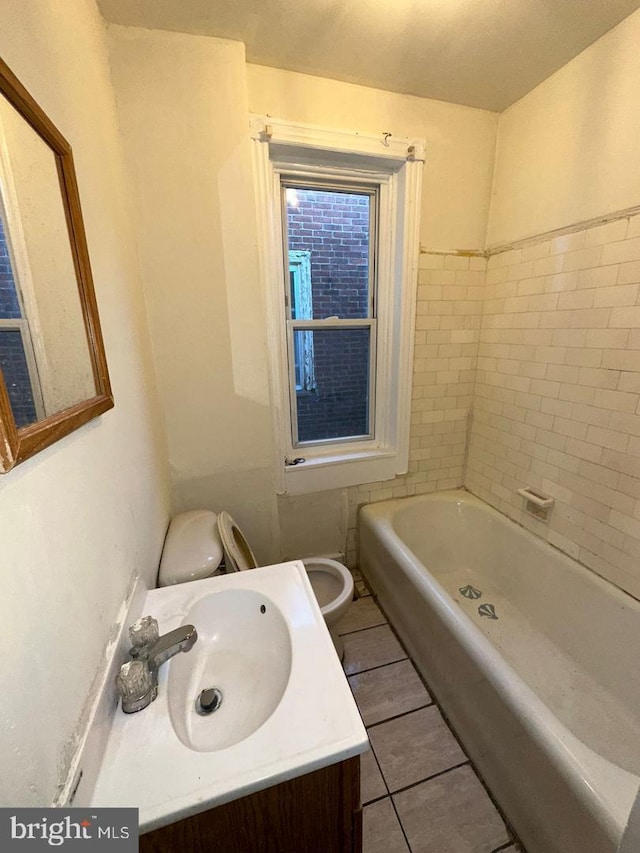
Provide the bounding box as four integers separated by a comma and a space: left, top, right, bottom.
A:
359, 490, 640, 853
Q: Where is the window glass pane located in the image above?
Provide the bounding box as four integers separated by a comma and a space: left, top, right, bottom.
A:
296, 327, 370, 443
0, 215, 21, 319
293, 329, 316, 392
0, 215, 38, 427
285, 187, 371, 320
0, 328, 37, 428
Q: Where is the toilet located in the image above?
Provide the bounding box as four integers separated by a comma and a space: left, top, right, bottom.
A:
158, 510, 354, 658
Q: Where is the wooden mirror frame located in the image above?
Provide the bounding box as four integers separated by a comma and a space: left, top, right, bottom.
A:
0, 58, 113, 472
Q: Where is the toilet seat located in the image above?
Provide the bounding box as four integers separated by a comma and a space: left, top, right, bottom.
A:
217, 511, 258, 572
210, 511, 353, 659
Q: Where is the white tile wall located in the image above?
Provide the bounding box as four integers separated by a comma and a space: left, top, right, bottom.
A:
467, 214, 640, 599
345, 252, 485, 565
349, 218, 640, 602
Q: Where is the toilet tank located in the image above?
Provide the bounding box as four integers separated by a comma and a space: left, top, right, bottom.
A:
158, 510, 224, 587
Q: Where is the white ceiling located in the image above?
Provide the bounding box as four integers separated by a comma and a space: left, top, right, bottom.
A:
97, 0, 640, 112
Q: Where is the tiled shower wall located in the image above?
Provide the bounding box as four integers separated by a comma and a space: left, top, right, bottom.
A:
466, 215, 640, 599
345, 252, 485, 565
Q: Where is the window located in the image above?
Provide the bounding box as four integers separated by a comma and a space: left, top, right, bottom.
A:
0, 320, 42, 427
284, 184, 376, 443
251, 117, 424, 494
0, 213, 43, 428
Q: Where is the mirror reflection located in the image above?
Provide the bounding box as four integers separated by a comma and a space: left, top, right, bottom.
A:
0, 91, 96, 429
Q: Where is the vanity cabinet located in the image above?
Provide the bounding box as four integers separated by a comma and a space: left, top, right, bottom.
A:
139, 756, 362, 853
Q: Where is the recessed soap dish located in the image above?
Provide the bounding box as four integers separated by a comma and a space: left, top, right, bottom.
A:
517, 487, 554, 522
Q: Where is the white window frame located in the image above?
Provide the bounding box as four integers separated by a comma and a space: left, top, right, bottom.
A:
0, 120, 47, 419
285, 181, 377, 445
251, 116, 424, 495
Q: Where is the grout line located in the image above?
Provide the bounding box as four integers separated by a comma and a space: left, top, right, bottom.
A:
364, 702, 434, 731
390, 795, 413, 852
363, 794, 414, 853
359, 569, 527, 852
361, 791, 388, 808
466, 763, 522, 850
344, 655, 408, 678
361, 748, 389, 807
359, 602, 437, 702
388, 760, 471, 800
339, 618, 387, 637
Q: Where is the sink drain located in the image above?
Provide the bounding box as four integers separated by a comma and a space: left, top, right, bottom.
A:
196, 687, 223, 715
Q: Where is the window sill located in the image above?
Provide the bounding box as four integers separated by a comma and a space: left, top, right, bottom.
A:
282, 448, 402, 495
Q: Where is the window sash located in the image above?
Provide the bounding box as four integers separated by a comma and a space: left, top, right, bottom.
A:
0, 318, 45, 420
281, 179, 378, 322
286, 319, 377, 447
281, 179, 378, 449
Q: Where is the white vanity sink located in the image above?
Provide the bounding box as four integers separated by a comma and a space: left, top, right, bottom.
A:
168, 587, 292, 751
91, 561, 367, 833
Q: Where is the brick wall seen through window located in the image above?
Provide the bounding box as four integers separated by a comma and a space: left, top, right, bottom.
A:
286, 188, 372, 442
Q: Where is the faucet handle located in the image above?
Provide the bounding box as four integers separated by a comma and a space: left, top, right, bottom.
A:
116, 660, 156, 713
129, 615, 159, 649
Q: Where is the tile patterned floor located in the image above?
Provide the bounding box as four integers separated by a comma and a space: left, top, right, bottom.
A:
336, 570, 525, 853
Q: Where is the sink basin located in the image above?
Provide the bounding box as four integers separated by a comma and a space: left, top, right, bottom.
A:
90, 561, 367, 834
168, 589, 292, 751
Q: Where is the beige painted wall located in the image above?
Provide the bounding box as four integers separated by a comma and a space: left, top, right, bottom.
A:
247, 65, 499, 252
487, 7, 640, 247
468, 11, 640, 599
0, 0, 169, 805
106, 32, 499, 567
105, 26, 279, 563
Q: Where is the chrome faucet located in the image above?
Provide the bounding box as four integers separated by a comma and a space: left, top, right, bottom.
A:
116, 616, 198, 713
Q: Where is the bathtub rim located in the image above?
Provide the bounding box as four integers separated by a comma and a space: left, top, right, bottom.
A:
359, 488, 640, 842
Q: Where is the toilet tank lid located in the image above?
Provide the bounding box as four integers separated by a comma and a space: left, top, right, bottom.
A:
158, 510, 223, 586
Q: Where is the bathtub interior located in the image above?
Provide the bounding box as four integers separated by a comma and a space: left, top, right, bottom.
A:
374, 491, 640, 776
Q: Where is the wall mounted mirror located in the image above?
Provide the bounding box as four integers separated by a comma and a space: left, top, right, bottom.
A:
0, 58, 113, 472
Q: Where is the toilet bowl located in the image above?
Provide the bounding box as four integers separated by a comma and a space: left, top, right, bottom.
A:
302, 557, 354, 659
158, 510, 354, 658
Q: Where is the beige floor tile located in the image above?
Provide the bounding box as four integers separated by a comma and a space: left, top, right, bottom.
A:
361, 746, 387, 804
338, 596, 386, 635
351, 567, 371, 598
368, 706, 466, 793
349, 659, 432, 725
363, 798, 409, 853
343, 625, 406, 675
393, 765, 510, 853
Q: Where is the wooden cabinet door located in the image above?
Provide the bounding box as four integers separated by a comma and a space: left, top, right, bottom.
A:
140, 757, 361, 853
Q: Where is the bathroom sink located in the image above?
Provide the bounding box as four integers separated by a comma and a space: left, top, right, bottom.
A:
91, 561, 367, 833
168, 588, 292, 751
